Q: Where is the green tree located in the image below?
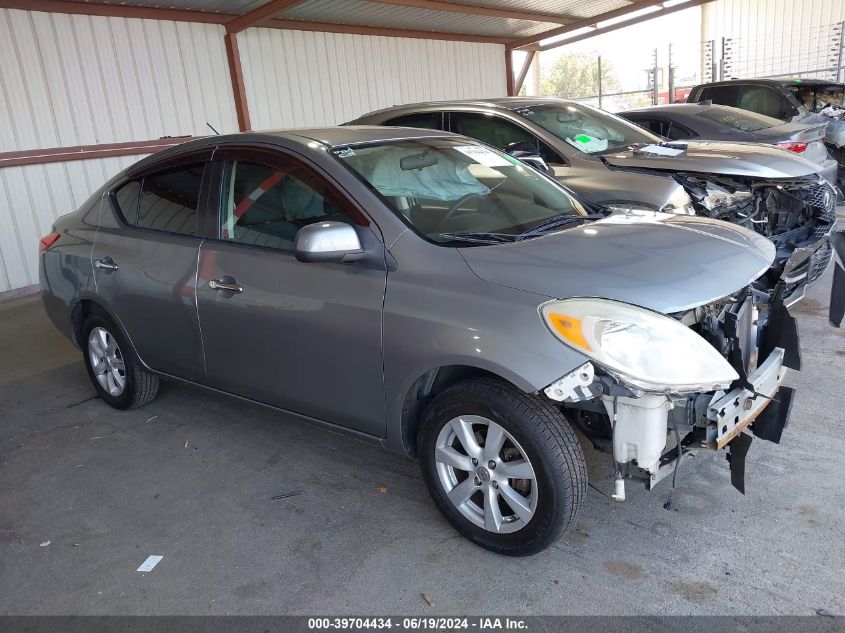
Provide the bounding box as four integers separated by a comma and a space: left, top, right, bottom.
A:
538, 52, 619, 99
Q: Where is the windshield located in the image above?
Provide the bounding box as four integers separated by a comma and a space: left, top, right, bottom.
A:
331, 138, 585, 245
697, 106, 780, 131
515, 103, 659, 155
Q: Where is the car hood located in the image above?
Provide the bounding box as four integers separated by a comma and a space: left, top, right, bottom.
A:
459, 212, 776, 314
600, 140, 820, 178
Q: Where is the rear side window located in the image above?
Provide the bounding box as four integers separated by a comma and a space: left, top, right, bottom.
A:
666, 122, 696, 140
703, 85, 742, 107
136, 164, 205, 235
112, 180, 142, 225
738, 85, 789, 119
384, 112, 442, 130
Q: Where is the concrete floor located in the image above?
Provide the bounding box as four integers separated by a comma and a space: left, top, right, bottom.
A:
0, 273, 843, 616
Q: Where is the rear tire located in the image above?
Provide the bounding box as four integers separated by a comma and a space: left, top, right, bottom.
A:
418, 378, 586, 556
82, 312, 159, 409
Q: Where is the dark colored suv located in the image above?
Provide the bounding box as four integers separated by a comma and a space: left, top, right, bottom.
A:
687, 78, 845, 121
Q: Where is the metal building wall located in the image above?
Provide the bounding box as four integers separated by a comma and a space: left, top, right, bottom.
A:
0, 7, 239, 295
238, 27, 506, 129
0, 8, 506, 295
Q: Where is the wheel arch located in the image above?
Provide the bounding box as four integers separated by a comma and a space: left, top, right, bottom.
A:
398, 364, 529, 458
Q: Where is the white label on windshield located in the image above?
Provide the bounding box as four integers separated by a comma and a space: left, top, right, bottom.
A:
637, 144, 685, 157
454, 145, 512, 167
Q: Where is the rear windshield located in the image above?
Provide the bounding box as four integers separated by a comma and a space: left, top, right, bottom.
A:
696, 107, 780, 131
789, 84, 845, 111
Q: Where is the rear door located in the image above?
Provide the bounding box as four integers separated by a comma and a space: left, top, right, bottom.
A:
93, 150, 213, 381
195, 147, 387, 436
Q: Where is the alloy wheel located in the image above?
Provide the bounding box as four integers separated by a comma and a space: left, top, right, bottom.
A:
88, 326, 126, 397
434, 415, 538, 534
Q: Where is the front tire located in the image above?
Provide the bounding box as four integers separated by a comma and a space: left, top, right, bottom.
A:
418, 378, 586, 556
82, 312, 159, 409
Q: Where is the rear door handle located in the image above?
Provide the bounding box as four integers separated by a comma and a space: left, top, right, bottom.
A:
94, 256, 118, 272
209, 277, 243, 294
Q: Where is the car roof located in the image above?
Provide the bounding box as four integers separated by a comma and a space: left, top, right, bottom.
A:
622, 103, 719, 115
695, 78, 845, 89
354, 96, 578, 118
127, 126, 459, 173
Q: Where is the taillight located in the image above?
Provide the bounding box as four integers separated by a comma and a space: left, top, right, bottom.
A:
39, 232, 60, 254
777, 141, 808, 153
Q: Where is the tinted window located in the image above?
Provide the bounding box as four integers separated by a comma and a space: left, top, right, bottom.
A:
697, 107, 779, 131
449, 113, 563, 164
738, 85, 789, 119
451, 112, 535, 150
666, 122, 696, 140
112, 180, 142, 225
219, 160, 351, 250
384, 112, 442, 130
703, 85, 741, 107
332, 138, 584, 245
137, 164, 204, 235
633, 118, 670, 136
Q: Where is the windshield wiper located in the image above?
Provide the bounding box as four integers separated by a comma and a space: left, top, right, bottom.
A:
438, 231, 517, 245
516, 213, 603, 239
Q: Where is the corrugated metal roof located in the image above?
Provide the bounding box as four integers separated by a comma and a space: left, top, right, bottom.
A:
57, 0, 644, 41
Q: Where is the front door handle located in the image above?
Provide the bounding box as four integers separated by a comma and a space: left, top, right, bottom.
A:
94, 256, 118, 272
209, 277, 243, 294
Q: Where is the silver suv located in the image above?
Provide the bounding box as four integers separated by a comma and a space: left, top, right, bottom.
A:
41, 128, 801, 555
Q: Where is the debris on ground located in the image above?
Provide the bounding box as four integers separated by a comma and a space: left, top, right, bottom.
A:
145, 415, 158, 423
183, 440, 188, 448
421, 593, 433, 606
39, 540, 50, 547
137, 555, 164, 572
377, 486, 388, 494
271, 491, 304, 501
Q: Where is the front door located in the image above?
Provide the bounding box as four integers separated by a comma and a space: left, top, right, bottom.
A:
195, 149, 387, 436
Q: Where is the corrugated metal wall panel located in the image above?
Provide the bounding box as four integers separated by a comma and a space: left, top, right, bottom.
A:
0, 154, 151, 293
0, 9, 505, 293
239, 27, 506, 129
0, 8, 239, 153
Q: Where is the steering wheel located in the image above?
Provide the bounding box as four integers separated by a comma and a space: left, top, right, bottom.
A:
442, 192, 489, 223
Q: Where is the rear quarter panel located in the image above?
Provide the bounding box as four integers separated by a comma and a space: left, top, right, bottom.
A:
39, 189, 106, 346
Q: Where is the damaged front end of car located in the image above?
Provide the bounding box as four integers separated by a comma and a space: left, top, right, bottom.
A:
539, 284, 802, 500
676, 172, 838, 305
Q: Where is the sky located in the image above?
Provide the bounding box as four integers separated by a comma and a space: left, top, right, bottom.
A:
521, 4, 705, 97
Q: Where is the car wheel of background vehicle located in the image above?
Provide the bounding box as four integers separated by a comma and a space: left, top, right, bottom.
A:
418, 377, 587, 556
82, 312, 159, 409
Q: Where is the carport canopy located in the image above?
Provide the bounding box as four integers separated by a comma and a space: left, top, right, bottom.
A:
1, 0, 714, 126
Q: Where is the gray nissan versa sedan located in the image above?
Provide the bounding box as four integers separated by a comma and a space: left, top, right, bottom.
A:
350, 98, 839, 304
41, 127, 803, 555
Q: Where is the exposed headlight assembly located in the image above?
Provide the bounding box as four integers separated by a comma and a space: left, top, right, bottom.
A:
540, 298, 739, 394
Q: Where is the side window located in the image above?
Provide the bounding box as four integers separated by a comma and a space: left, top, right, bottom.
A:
666, 122, 696, 140
384, 112, 442, 130
449, 112, 564, 165
137, 164, 204, 235
739, 85, 789, 119
112, 179, 142, 226
635, 118, 669, 136
218, 160, 353, 251
705, 84, 742, 107
450, 112, 535, 151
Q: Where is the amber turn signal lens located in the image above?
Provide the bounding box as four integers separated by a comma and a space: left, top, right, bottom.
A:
547, 313, 592, 352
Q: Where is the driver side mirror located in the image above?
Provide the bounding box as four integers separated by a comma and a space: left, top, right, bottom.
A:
505, 141, 553, 175
295, 221, 364, 264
